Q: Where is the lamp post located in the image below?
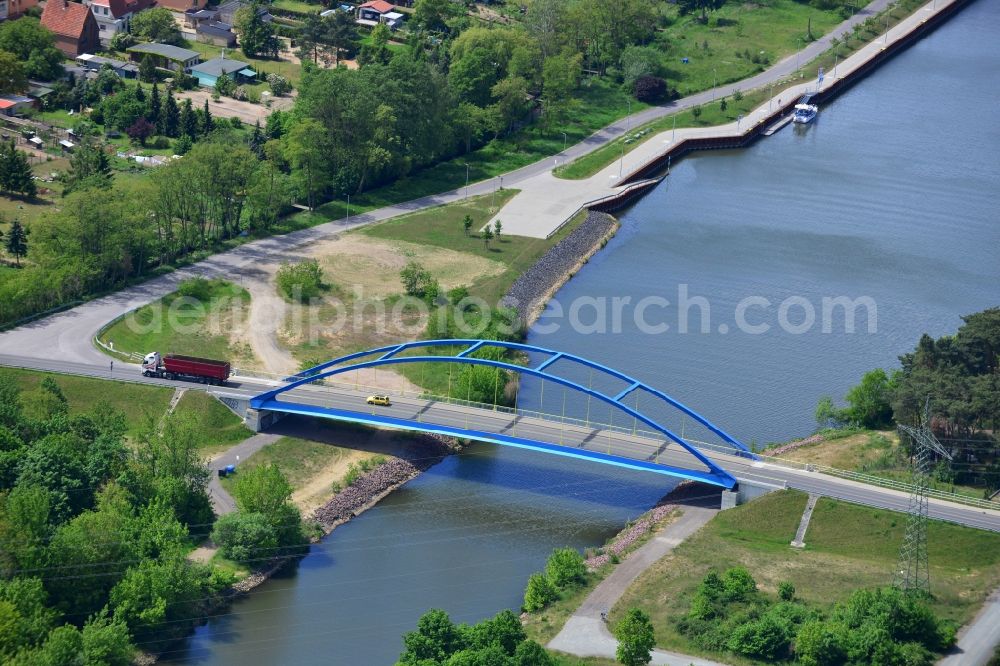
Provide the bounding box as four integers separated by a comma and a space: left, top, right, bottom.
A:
618, 141, 625, 179
561, 131, 567, 152
672, 115, 676, 142
625, 100, 631, 132
712, 68, 717, 100
464, 163, 470, 199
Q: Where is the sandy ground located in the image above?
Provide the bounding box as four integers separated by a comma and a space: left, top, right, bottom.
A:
291, 449, 373, 515
174, 88, 294, 126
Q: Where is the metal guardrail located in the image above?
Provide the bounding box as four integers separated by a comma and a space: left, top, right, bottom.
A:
95, 341, 996, 512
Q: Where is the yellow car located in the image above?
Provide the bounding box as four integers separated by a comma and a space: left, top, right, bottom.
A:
366, 394, 392, 407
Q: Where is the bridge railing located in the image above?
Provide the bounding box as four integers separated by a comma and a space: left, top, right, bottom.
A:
269, 373, 999, 512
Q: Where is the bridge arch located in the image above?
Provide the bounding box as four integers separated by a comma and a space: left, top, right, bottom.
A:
251, 340, 754, 488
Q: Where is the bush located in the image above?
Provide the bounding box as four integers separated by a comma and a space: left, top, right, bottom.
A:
267, 73, 292, 96
545, 547, 586, 589
399, 260, 438, 300
176, 276, 216, 302
173, 135, 193, 155
522, 572, 556, 612
211, 512, 278, 564
727, 616, 791, 660
634, 75, 668, 102
794, 621, 846, 666
276, 259, 325, 302
778, 581, 795, 601
722, 567, 757, 601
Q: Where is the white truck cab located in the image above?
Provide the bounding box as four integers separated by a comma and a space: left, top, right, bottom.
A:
142, 352, 162, 376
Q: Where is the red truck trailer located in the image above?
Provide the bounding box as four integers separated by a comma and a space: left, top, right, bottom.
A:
141, 352, 231, 385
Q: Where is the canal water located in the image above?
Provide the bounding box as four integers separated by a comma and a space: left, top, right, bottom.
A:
174, 2, 999, 664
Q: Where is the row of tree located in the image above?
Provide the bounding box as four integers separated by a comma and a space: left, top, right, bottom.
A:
816, 308, 999, 490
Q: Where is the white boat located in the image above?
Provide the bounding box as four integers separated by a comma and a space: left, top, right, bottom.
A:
792, 103, 819, 124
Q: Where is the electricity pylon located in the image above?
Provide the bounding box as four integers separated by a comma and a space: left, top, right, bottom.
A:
894, 402, 952, 594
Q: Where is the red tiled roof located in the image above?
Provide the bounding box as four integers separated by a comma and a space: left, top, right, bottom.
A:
0, 100, 16, 110
41, 0, 93, 38
359, 0, 394, 13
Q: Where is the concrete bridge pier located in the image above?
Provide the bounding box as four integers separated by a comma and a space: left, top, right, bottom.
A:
210, 392, 285, 432
721, 478, 786, 510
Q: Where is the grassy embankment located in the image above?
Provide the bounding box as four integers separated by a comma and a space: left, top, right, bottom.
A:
774, 429, 989, 500
604, 490, 1000, 664
555, 0, 930, 180
0, 367, 249, 450
97, 278, 254, 366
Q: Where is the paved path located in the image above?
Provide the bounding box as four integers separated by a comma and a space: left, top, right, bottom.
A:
939, 588, 1000, 666
206, 432, 281, 515
548, 505, 724, 665
490, 0, 951, 237
0, 0, 948, 369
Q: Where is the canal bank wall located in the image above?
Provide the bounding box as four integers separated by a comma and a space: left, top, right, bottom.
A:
617, 0, 973, 187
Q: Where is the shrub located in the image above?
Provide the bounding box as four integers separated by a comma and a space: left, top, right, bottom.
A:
634, 75, 668, 102
544, 547, 586, 588
399, 260, 438, 300
727, 616, 791, 660
233, 86, 248, 101
794, 621, 846, 666
173, 135, 192, 155
267, 73, 292, 96
176, 277, 216, 302
522, 573, 556, 612
211, 512, 278, 564
276, 259, 325, 302
778, 581, 795, 601
722, 567, 757, 601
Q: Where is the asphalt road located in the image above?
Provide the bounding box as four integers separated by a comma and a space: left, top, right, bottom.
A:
4, 354, 997, 533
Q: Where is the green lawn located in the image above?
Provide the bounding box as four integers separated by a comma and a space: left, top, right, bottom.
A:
611, 491, 1000, 663
656, 0, 851, 96
184, 40, 303, 85
0, 367, 174, 437
97, 279, 252, 363
271, 0, 321, 14
172, 390, 251, 455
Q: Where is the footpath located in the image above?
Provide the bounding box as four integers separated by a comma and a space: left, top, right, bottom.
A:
548, 505, 724, 665
489, 0, 957, 237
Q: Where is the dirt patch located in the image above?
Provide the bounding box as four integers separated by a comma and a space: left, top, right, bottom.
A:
292, 448, 374, 515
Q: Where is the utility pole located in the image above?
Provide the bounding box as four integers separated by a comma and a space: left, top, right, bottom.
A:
894, 401, 952, 595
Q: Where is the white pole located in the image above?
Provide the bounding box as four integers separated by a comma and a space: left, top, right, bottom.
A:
672, 115, 676, 142
464, 163, 469, 199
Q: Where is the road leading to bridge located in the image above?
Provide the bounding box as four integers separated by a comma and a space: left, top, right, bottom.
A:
4, 354, 995, 532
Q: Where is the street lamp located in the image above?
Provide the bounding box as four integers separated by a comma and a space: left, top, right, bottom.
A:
672, 115, 676, 142
618, 141, 625, 179
464, 163, 470, 199
625, 100, 631, 132
346, 193, 350, 223
712, 68, 717, 100
561, 131, 567, 152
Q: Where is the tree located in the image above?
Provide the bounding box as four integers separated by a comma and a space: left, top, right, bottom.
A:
492, 220, 502, 242
358, 23, 392, 67
4, 219, 27, 266
0, 51, 27, 95
211, 511, 278, 564
692, 106, 703, 121
0, 18, 64, 81
412, 0, 461, 33
109, 557, 215, 642
64, 137, 111, 192
399, 260, 436, 298
541, 52, 581, 122
482, 225, 493, 250
727, 616, 791, 660
778, 581, 795, 601
81, 610, 134, 666
0, 141, 37, 198
794, 621, 845, 666
234, 1, 279, 58
463, 214, 473, 237
545, 547, 586, 588
283, 117, 329, 210
400, 609, 465, 664
615, 608, 655, 666
634, 75, 668, 103
231, 463, 303, 548
160, 87, 179, 137
844, 368, 896, 428
180, 98, 198, 139
148, 82, 161, 130
722, 566, 757, 601
677, 0, 725, 23
131, 7, 179, 43
126, 117, 155, 146
201, 99, 214, 135
138, 54, 157, 83
522, 572, 556, 612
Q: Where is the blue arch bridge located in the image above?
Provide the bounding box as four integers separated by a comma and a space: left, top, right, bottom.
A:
249, 339, 758, 489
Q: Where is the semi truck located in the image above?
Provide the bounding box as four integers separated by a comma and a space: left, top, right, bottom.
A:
141, 352, 231, 385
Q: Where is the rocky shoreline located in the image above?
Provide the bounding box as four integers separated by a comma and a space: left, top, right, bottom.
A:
503, 210, 619, 325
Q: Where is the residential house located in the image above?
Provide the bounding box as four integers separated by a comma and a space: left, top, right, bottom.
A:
158, 0, 207, 12
41, 0, 100, 57
126, 42, 201, 73
356, 0, 402, 29
82, 0, 155, 46
0, 0, 39, 20
0, 96, 36, 116
182, 8, 236, 46
190, 56, 255, 88
216, 0, 271, 26
76, 53, 139, 77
